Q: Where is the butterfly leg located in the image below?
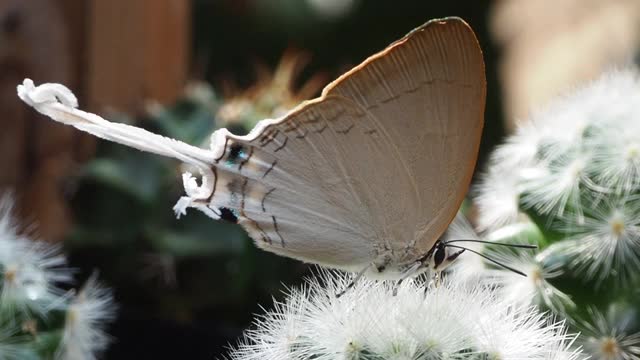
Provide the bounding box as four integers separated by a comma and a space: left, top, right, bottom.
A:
335, 264, 371, 298
423, 271, 442, 294
392, 261, 422, 296
423, 248, 465, 294
392, 279, 403, 296
422, 272, 439, 295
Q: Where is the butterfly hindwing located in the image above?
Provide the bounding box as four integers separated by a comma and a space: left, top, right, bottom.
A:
206, 97, 388, 269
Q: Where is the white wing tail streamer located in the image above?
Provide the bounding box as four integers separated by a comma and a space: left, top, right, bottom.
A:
17, 17, 485, 273
17, 79, 219, 215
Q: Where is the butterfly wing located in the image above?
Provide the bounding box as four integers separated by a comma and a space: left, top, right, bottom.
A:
203, 17, 486, 270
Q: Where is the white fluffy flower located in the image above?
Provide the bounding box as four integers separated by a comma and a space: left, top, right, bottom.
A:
481, 248, 575, 314
57, 275, 116, 360
0, 195, 72, 318
446, 220, 574, 314
479, 69, 640, 219
475, 165, 522, 231
0, 193, 117, 358
0, 323, 35, 359
544, 331, 584, 360
560, 198, 640, 286
520, 153, 589, 220
579, 307, 640, 360
229, 270, 581, 360
477, 68, 640, 288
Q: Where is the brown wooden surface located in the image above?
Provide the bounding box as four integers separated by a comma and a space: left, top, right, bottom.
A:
0, 0, 190, 241
0, 0, 75, 242
87, 0, 190, 113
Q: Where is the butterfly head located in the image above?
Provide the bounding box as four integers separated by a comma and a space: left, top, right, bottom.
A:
420, 240, 465, 274
367, 241, 462, 281
423, 239, 538, 278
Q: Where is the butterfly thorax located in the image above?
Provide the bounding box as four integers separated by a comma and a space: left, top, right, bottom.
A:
365, 236, 464, 280
361, 243, 431, 280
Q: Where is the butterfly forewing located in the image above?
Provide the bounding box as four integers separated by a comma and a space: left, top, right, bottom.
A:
324, 19, 486, 255
208, 17, 486, 270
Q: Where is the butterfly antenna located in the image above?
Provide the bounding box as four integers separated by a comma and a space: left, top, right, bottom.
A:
445, 244, 528, 277
445, 239, 537, 249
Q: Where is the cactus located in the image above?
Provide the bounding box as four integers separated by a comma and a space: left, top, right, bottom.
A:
471, 69, 640, 359
228, 270, 579, 360
0, 195, 115, 359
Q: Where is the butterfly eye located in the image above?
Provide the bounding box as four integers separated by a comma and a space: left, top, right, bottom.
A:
433, 243, 446, 270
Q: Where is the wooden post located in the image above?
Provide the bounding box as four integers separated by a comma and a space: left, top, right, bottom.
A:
0, 0, 191, 241
86, 0, 190, 113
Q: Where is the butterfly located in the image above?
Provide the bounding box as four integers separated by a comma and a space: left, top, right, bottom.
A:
18, 17, 491, 283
